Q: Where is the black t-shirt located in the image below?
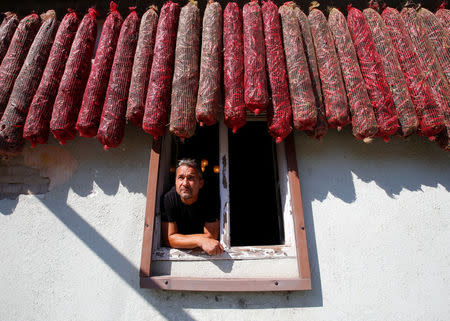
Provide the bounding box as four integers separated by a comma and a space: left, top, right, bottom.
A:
161, 186, 219, 235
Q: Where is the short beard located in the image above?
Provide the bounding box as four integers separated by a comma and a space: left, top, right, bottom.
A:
179, 190, 192, 199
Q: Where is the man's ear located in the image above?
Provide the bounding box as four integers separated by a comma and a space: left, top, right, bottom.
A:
199, 179, 204, 189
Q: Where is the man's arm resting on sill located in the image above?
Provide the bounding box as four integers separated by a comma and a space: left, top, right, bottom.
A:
162, 220, 224, 256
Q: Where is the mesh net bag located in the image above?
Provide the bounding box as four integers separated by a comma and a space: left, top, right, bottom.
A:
97, 8, 140, 150
347, 6, 399, 140
0, 13, 40, 119
169, 1, 201, 139
126, 6, 158, 127
223, 2, 246, 134
23, 10, 79, 147
329, 8, 378, 140
308, 6, 349, 129
196, 0, 222, 127
435, 6, 450, 34
142, 1, 180, 140
50, 8, 97, 145
297, 7, 328, 139
382, 7, 444, 138
76, 2, 123, 138
262, 0, 292, 143
418, 8, 450, 82
364, 7, 418, 137
279, 2, 316, 132
243, 0, 269, 115
0, 11, 58, 156
0, 12, 18, 65
401, 7, 446, 138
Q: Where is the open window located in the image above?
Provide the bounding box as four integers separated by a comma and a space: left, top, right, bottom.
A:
140, 120, 311, 291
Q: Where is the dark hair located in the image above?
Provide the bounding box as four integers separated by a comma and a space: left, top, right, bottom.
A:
176, 158, 203, 179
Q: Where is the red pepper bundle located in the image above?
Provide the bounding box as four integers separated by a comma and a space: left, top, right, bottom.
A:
169, 1, 201, 139
0, 12, 18, 64
0, 13, 40, 119
126, 6, 158, 127
142, 1, 180, 140
418, 8, 450, 82
262, 0, 292, 143
279, 2, 316, 132
243, 0, 269, 115
329, 8, 378, 140
196, 0, 222, 127
347, 6, 399, 140
76, 2, 123, 138
363, 8, 418, 137
0, 11, 58, 156
23, 10, 80, 147
308, 6, 349, 129
297, 8, 328, 139
382, 7, 444, 138
435, 6, 450, 34
97, 8, 140, 149
50, 8, 97, 145
223, 2, 246, 134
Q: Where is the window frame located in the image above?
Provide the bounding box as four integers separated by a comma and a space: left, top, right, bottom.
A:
139, 132, 311, 291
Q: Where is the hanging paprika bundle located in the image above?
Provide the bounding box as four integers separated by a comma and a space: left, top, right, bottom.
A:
435, 5, 450, 34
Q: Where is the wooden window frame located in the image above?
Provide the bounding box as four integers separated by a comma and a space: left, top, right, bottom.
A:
139, 133, 311, 292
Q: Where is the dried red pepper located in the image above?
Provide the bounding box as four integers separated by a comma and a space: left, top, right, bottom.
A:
382, 7, 444, 138
223, 2, 246, 134
243, 0, 269, 115
142, 1, 180, 140
363, 8, 418, 137
329, 8, 378, 140
23, 10, 80, 147
309, 6, 349, 129
435, 6, 450, 34
347, 6, 399, 140
0, 11, 58, 156
97, 8, 140, 149
262, 0, 292, 142
279, 2, 316, 132
0, 13, 40, 119
76, 2, 123, 138
126, 6, 158, 127
297, 7, 328, 139
0, 12, 18, 65
50, 8, 97, 145
169, 1, 201, 139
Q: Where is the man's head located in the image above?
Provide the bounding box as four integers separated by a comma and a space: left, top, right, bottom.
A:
175, 159, 204, 205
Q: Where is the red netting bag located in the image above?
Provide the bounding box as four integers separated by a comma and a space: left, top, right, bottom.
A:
0, 11, 58, 156
97, 8, 140, 150
50, 8, 97, 145
382, 7, 444, 138
142, 1, 180, 140
435, 6, 450, 34
243, 0, 269, 115
23, 10, 80, 147
308, 5, 349, 129
363, 7, 418, 137
418, 8, 450, 82
297, 7, 328, 139
76, 2, 123, 138
126, 6, 158, 127
329, 8, 378, 140
223, 2, 246, 134
279, 2, 316, 132
0, 12, 18, 65
262, 0, 292, 142
0, 13, 40, 119
169, 1, 200, 139
196, 0, 222, 127
347, 5, 399, 140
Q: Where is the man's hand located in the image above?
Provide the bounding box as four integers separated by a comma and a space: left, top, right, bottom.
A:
199, 237, 224, 256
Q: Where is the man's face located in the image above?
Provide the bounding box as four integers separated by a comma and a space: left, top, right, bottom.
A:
175, 165, 204, 202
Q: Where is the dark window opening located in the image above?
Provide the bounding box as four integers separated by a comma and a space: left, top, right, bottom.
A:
228, 122, 284, 246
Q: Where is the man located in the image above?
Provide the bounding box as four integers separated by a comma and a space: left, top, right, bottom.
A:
161, 158, 224, 256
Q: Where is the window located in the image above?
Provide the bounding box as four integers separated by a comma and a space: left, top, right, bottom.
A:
140, 119, 311, 291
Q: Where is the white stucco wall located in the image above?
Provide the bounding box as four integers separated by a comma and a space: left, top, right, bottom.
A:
0, 125, 449, 321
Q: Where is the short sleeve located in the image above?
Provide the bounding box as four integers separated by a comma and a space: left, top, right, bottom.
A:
161, 189, 178, 222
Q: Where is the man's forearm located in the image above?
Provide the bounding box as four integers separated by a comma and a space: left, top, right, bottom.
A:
167, 233, 214, 249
